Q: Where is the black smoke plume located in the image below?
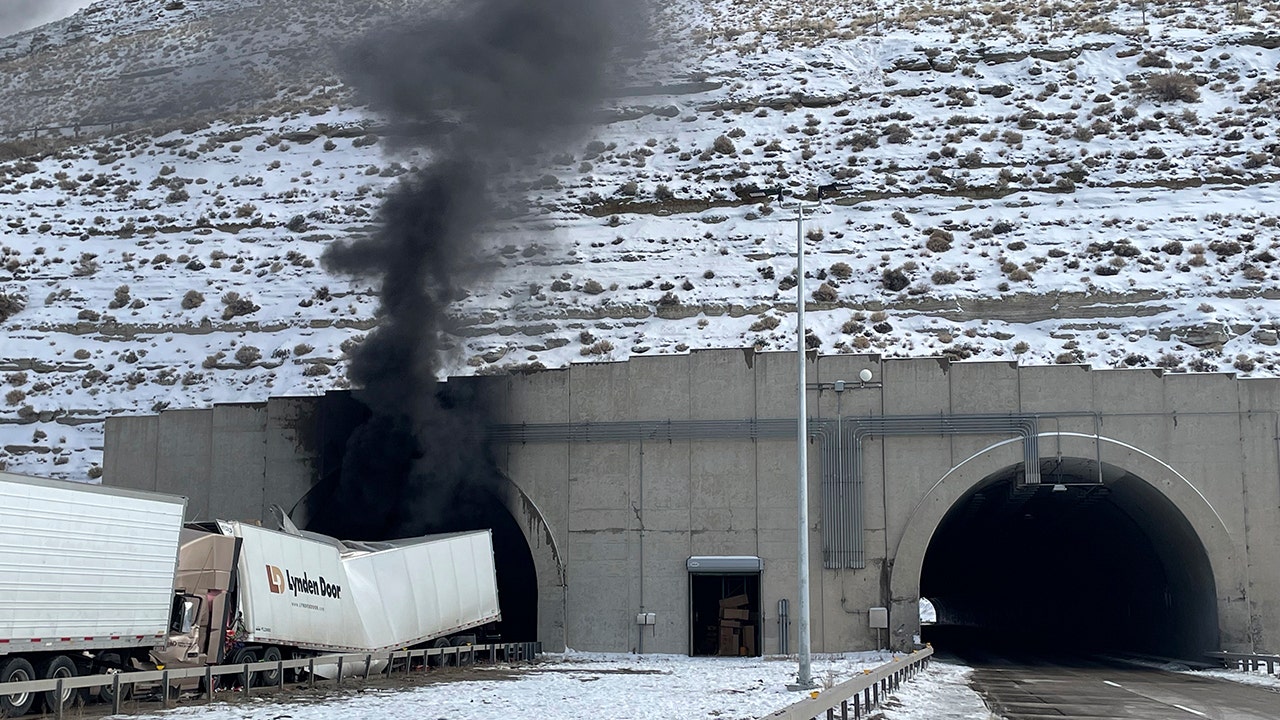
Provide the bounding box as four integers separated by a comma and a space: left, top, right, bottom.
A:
305, 0, 627, 539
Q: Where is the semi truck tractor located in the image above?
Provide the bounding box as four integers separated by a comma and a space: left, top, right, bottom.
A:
0, 471, 502, 716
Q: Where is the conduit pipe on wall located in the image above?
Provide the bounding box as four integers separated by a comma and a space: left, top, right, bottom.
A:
826, 414, 1041, 570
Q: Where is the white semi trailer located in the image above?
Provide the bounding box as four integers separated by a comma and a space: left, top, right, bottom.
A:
0, 471, 188, 716
0, 472, 503, 716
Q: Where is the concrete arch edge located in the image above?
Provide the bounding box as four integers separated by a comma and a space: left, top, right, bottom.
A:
491, 473, 569, 652
886, 432, 1249, 653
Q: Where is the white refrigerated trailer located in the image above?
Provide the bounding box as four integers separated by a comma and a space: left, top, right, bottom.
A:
0, 471, 188, 716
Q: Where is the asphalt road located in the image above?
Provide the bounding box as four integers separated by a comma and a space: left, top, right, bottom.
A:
961, 655, 1280, 720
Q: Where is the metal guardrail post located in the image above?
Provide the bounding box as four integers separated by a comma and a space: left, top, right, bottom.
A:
160, 670, 169, 708
205, 666, 214, 699
242, 665, 250, 697
364, 655, 372, 680
112, 674, 122, 715
55, 678, 64, 720
309, 659, 315, 689
336, 657, 344, 687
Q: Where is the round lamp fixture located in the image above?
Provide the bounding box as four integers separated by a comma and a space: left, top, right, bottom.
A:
858, 368, 873, 383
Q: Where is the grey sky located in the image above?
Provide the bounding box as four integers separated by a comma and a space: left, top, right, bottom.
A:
0, 0, 98, 37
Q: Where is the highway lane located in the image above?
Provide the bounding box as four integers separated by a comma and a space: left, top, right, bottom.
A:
961, 655, 1280, 720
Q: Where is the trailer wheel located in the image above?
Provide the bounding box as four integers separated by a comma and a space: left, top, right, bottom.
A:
96, 652, 132, 705
428, 637, 456, 667
0, 657, 36, 717
257, 647, 282, 687
37, 655, 85, 713
229, 647, 258, 687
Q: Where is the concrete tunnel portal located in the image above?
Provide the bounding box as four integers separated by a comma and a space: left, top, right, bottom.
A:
919, 457, 1220, 660
301, 391, 541, 644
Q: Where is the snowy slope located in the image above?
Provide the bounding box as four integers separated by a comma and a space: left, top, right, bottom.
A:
2, 0, 1280, 477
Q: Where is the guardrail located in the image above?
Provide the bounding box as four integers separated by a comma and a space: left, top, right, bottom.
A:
0, 641, 541, 719
1206, 651, 1280, 675
761, 647, 934, 720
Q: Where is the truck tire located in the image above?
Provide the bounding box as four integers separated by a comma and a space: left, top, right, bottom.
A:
257, 647, 282, 687
96, 652, 132, 704
229, 647, 257, 687
428, 637, 456, 667
0, 657, 36, 717
37, 655, 85, 713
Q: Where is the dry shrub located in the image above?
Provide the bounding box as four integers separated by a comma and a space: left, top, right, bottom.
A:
0, 292, 25, 322
1146, 72, 1200, 103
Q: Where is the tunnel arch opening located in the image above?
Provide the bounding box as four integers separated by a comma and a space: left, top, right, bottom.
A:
298, 390, 542, 643
919, 456, 1219, 659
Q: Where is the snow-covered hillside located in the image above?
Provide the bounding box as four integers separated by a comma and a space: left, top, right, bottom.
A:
2, 0, 1280, 477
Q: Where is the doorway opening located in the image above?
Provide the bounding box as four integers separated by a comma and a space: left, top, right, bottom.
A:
687, 556, 762, 657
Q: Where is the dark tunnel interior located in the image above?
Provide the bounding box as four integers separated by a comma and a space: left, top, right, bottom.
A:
299, 391, 539, 642
920, 457, 1219, 661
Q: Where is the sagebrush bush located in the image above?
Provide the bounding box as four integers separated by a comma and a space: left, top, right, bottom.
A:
829, 262, 853, 279
0, 292, 25, 322
882, 267, 909, 291
932, 269, 960, 284
221, 292, 260, 320
580, 340, 614, 356
181, 290, 204, 309
1146, 72, 1200, 103
812, 283, 838, 302
750, 315, 781, 332
234, 345, 261, 365
925, 228, 953, 252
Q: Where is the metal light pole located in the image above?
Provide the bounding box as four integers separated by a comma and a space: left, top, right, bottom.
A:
751, 186, 830, 689
781, 194, 820, 689
791, 198, 814, 689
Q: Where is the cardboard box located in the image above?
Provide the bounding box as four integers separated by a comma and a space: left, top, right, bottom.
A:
742, 626, 756, 655
721, 607, 750, 621
718, 618, 742, 628
719, 594, 749, 609
718, 626, 740, 656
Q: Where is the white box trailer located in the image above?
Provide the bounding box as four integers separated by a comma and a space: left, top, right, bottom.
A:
0, 471, 187, 716
157, 519, 502, 680
224, 522, 501, 654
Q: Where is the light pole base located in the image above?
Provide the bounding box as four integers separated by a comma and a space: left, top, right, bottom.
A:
786, 681, 820, 691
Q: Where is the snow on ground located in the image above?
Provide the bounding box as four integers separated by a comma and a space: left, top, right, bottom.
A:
881, 661, 997, 720
1189, 666, 1280, 691
118, 652, 985, 720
